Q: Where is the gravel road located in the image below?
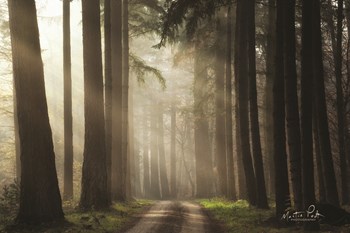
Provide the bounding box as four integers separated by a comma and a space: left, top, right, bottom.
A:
123, 201, 222, 233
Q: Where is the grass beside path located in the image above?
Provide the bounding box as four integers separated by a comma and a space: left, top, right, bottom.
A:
1, 199, 153, 233
198, 198, 350, 233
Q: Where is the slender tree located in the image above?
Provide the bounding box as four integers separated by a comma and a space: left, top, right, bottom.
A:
283, 0, 302, 210
247, 0, 268, 209
158, 102, 170, 198
104, 0, 112, 202
273, 0, 290, 219
215, 10, 227, 197
236, 0, 257, 206
301, 0, 318, 229
334, 0, 349, 205
170, 101, 177, 198
312, 0, 340, 207
225, 5, 236, 200
80, 0, 109, 210
111, 0, 124, 201
150, 103, 161, 199
8, 0, 64, 223
63, 0, 73, 201
143, 106, 151, 198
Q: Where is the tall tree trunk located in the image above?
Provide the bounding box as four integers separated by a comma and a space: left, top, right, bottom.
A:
265, 0, 276, 199
158, 102, 170, 199
111, 0, 124, 201
104, 0, 112, 203
80, 0, 109, 210
122, 0, 131, 200
273, 0, 290, 219
247, 0, 268, 209
283, 0, 302, 210
226, 6, 236, 200
236, 0, 257, 206
312, 0, 340, 207
8, 0, 64, 223
301, 0, 318, 229
335, 0, 349, 205
313, 107, 326, 202
150, 103, 161, 199
143, 106, 150, 198
170, 101, 177, 198
63, 0, 73, 201
14, 88, 20, 182
215, 10, 227, 197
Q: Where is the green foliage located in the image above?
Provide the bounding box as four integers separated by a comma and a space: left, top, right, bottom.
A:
0, 181, 19, 223
130, 53, 166, 88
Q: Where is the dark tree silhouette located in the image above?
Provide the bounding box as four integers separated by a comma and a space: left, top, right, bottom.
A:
8, 0, 64, 223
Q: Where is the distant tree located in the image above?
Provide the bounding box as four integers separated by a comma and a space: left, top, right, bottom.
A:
170, 101, 177, 198
63, 0, 73, 201
142, 107, 151, 197
158, 102, 170, 199
150, 103, 161, 199
8, 0, 64, 223
214, 9, 227, 197
80, 0, 109, 210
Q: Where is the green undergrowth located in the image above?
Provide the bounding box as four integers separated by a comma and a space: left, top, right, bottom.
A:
1, 199, 153, 233
198, 198, 350, 233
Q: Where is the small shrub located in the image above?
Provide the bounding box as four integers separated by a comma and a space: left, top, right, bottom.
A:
0, 180, 20, 223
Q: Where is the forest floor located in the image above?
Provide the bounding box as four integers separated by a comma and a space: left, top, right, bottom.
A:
0, 200, 153, 233
198, 198, 350, 233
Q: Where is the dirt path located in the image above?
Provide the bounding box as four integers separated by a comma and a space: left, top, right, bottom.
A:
123, 201, 222, 233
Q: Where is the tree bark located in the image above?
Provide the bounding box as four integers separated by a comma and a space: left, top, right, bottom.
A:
247, 0, 268, 209
8, 0, 64, 223
283, 0, 302, 210
80, 0, 109, 210
236, 0, 257, 206
273, 0, 290, 219
104, 0, 112, 203
226, 6, 236, 200
63, 0, 73, 201
312, 0, 340, 207
111, 0, 124, 201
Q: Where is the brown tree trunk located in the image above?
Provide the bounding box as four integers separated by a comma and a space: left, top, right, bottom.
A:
247, 0, 268, 209
104, 0, 112, 203
335, 0, 349, 205
9, 0, 64, 223
226, 6, 236, 200
236, 0, 257, 206
111, 0, 124, 201
63, 0, 73, 202
265, 0, 276, 199
80, 0, 109, 210
312, 0, 340, 207
283, 0, 302, 210
273, 0, 290, 219
301, 0, 319, 229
